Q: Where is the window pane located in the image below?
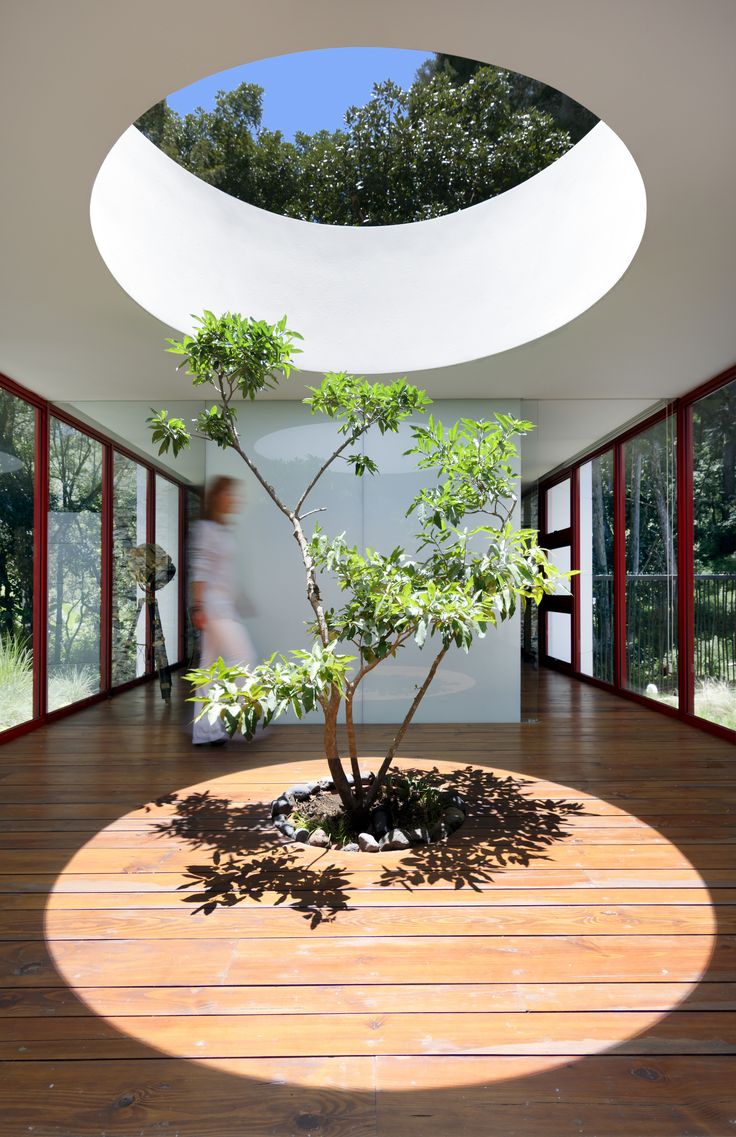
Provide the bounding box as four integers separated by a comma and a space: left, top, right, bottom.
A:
184, 488, 201, 665
154, 476, 180, 667
578, 452, 614, 682
547, 545, 572, 596
546, 478, 570, 533
624, 417, 678, 704
547, 611, 572, 663
693, 379, 736, 729
47, 420, 103, 711
112, 455, 148, 685
0, 389, 35, 730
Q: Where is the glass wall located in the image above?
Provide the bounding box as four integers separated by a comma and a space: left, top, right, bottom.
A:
154, 475, 180, 668
47, 418, 103, 711
692, 378, 736, 729
0, 377, 191, 738
0, 389, 36, 730
624, 417, 678, 704
183, 487, 201, 666
112, 454, 148, 685
578, 451, 615, 683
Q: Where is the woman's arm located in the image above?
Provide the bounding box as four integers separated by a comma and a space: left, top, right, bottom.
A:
190, 579, 207, 631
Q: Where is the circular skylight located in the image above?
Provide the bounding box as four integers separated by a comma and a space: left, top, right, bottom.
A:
134, 48, 599, 226
91, 50, 646, 374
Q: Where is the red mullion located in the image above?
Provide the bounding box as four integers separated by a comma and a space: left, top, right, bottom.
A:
177, 484, 186, 666
100, 445, 113, 694
677, 402, 694, 715
32, 404, 49, 721
146, 469, 155, 674
613, 442, 627, 690
571, 465, 581, 673
537, 482, 548, 662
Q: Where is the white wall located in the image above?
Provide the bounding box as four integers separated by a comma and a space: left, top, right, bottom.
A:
204, 399, 522, 724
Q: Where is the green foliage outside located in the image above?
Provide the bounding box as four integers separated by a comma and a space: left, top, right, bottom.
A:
135, 53, 595, 226
149, 312, 565, 821
693, 381, 736, 574
47, 421, 103, 702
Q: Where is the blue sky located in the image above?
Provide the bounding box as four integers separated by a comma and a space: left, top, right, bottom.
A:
167, 48, 433, 139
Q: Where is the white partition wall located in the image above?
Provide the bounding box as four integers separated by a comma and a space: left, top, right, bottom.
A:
204, 399, 522, 724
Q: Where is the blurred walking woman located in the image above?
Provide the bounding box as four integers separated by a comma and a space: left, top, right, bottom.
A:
190, 476, 255, 745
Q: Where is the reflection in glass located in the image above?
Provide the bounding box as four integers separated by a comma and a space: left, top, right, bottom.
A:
624, 417, 678, 704
692, 379, 736, 729
154, 476, 180, 666
47, 419, 102, 711
579, 452, 614, 682
112, 455, 148, 685
546, 478, 570, 533
184, 488, 201, 666
0, 389, 36, 730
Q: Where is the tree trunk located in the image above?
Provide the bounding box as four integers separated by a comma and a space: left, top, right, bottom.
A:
364, 645, 448, 810
343, 690, 364, 809
322, 686, 356, 814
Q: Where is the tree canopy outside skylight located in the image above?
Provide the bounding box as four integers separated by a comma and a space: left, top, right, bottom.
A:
136, 53, 597, 225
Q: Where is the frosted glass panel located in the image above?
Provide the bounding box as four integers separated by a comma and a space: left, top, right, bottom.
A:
361, 399, 522, 723
547, 545, 572, 595
547, 611, 572, 664
546, 478, 570, 532
204, 400, 523, 724
203, 404, 363, 726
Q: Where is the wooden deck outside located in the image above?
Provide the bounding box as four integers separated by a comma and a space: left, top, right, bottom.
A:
0, 666, 734, 1136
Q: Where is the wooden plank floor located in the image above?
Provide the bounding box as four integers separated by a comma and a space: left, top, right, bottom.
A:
0, 667, 735, 1136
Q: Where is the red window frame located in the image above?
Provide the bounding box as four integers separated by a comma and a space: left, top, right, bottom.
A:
538, 362, 736, 745
0, 371, 196, 743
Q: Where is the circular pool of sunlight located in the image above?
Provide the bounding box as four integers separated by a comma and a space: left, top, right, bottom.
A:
45, 755, 715, 1091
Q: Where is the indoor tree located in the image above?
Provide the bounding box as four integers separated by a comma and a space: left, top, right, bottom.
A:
149, 312, 564, 825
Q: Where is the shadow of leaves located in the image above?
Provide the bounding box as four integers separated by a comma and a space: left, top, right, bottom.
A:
144, 765, 585, 924
376, 765, 586, 892
145, 790, 353, 926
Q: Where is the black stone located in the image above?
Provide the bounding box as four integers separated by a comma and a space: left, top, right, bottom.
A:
370, 807, 390, 839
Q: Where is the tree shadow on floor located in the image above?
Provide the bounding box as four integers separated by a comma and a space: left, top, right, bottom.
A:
376, 764, 585, 891
145, 764, 585, 924
145, 789, 354, 927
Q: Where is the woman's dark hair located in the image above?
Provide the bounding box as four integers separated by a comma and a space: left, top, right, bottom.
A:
202, 475, 239, 523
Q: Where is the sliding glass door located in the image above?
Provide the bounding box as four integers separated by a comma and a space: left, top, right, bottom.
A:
0, 388, 36, 730
47, 418, 103, 712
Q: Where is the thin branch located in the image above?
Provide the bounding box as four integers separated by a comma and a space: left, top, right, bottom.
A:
298, 507, 327, 521
346, 630, 413, 695
294, 416, 377, 514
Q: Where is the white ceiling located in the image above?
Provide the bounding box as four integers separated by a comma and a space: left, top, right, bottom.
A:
1, 1, 735, 484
